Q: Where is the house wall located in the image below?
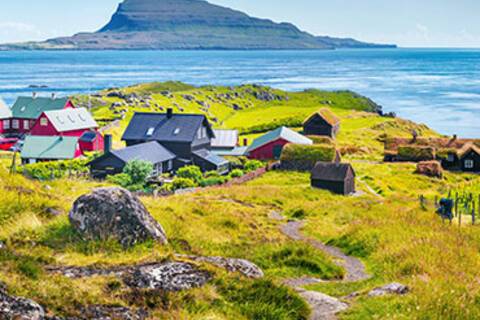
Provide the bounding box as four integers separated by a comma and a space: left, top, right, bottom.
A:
248, 138, 289, 160
304, 115, 339, 138
311, 179, 347, 195
460, 151, 480, 172
80, 133, 104, 152
3, 118, 36, 135
90, 154, 126, 179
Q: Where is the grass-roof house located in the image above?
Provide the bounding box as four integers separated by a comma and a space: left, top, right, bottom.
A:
303, 108, 340, 138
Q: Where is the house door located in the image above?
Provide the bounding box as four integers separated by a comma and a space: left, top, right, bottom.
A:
273, 145, 284, 159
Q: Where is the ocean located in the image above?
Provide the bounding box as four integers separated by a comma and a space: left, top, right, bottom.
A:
0, 49, 478, 137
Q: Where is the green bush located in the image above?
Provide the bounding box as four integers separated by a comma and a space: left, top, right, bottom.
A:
199, 176, 226, 187
177, 166, 203, 183
21, 158, 90, 180
123, 160, 154, 184
106, 173, 132, 188
171, 177, 197, 190
244, 160, 263, 172
204, 170, 221, 178
280, 143, 336, 163
230, 169, 244, 178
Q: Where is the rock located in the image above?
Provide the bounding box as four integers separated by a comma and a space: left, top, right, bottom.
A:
123, 262, 211, 291
78, 305, 147, 320
106, 91, 125, 99
182, 94, 195, 101
177, 255, 264, 279
368, 283, 409, 297
69, 187, 168, 248
296, 288, 348, 320
45, 207, 62, 217
0, 283, 45, 320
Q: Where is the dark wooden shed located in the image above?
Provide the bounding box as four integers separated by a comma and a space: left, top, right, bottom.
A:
303, 108, 340, 138
458, 143, 480, 172
311, 161, 356, 195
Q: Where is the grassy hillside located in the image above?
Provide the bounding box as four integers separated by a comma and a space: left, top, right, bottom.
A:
1, 82, 478, 319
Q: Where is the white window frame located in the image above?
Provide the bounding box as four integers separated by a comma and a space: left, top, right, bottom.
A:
465, 159, 474, 169
12, 119, 19, 129
3, 120, 10, 129
40, 117, 48, 126
23, 120, 30, 130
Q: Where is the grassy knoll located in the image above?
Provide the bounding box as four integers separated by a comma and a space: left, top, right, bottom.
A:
1, 82, 479, 319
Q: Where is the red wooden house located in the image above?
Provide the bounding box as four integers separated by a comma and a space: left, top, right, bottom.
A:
30, 107, 104, 152
6, 94, 74, 136
247, 127, 313, 160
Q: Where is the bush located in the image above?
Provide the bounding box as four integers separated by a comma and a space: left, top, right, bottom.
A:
177, 166, 203, 183
106, 173, 132, 188
123, 160, 154, 184
244, 160, 263, 172
230, 169, 244, 178
21, 158, 90, 180
171, 177, 197, 190
199, 176, 226, 187
204, 170, 221, 178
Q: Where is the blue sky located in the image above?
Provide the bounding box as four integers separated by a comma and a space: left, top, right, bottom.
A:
0, 0, 479, 47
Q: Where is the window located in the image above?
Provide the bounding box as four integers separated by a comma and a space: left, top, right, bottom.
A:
146, 127, 155, 136
12, 120, 19, 129
465, 160, 474, 169
23, 120, 29, 130
447, 153, 455, 162
167, 160, 173, 171
40, 118, 48, 126
3, 120, 9, 129
174, 128, 181, 135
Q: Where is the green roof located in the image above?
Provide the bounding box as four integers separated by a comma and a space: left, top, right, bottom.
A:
21, 136, 79, 160
11, 96, 69, 120
247, 127, 313, 152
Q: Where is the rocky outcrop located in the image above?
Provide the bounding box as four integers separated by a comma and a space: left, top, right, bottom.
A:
69, 187, 167, 248
368, 283, 409, 297
123, 262, 211, 291
0, 282, 45, 320
177, 255, 264, 279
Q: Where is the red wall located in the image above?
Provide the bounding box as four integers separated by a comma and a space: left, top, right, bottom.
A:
248, 138, 289, 160
79, 132, 104, 152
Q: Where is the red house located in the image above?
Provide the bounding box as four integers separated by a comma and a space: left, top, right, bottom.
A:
247, 127, 313, 160
6, 94, 74, 135
30, 107, 104, 152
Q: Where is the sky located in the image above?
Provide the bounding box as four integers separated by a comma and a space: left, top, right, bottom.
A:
0, 0, 479, 47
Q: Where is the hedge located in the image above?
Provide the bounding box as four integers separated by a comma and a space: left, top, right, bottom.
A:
19, 158, 90, 180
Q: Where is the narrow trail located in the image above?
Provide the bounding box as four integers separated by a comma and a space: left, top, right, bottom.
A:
278, 218, 371, 320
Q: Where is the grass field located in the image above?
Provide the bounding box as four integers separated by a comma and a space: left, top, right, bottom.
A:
1, 82, 479, 319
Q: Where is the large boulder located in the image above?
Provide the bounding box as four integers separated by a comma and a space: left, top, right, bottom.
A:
69, 187, 168, 248
123, 262, 211, 291
0, 282, 45, 320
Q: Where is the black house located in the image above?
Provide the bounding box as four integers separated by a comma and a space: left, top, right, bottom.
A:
303, 108, 340, 138
458, 144, 480, 172
121, 109, 229, 173
89, 140, 176, 179
311, 161, 356, 195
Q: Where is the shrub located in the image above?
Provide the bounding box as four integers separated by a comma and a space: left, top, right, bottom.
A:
230, 169, 244, 178
106, 173, 132, 188
244, 160, 263, 172
199, 176, 226, 187
171, 177, 197, 190
204, 170, 221, 178
123, 160, 153, 184
397, 146, 436, 161
21, 158, 90, 180
177, 166, 203, 183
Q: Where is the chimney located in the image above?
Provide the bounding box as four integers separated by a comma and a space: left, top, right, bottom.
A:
243, 138, 248, 147
51, 93, 56, 100
167, 108, 173, 119
104, 134, 112, 154
334, 150, 342, 167
32, 92, 37, 99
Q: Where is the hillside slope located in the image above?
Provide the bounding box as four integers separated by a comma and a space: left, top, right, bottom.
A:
0, 0, 396, 50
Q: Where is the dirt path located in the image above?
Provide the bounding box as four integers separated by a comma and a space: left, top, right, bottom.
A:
278, 219, 370, 320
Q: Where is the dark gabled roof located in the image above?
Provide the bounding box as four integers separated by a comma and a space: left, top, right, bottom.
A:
11, 96, 70, 120
122, 112, 214, 143
193, 149, 229, 166
311, 161, 355, 182
108, 141, 176, 164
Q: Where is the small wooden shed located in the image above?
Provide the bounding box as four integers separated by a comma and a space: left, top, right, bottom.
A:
311, 161, 355, 195
458, 143, 480, 172
303, 108, 340, 138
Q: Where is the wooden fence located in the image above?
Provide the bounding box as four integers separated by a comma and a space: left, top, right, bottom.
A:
420, 192, 480, 226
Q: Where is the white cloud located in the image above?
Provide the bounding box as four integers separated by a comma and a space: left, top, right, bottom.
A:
0, 21, 45, 43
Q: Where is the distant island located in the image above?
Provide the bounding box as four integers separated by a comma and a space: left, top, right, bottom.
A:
0, 0, 396, 50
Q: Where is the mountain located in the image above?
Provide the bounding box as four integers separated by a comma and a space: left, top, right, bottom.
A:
0, 0, 396, 50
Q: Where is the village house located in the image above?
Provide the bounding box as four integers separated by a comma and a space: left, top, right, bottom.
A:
211, 129, 248, 157
89, 136, 176, 179
0, 98, 12, 135
30, 107, 103, 152
452, 143, 480, 172
20, 136, 82, 164
303, 108, 340, 138
311, 160, 356, 195
121, 109, 230, 174
5, 94, 74, 136
247, 126, 313, 160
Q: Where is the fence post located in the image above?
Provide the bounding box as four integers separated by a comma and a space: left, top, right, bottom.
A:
455, 193, 458, 218
472, 201, 476, 225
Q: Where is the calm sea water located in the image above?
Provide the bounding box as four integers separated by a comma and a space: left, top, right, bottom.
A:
0, 49, 479, 137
